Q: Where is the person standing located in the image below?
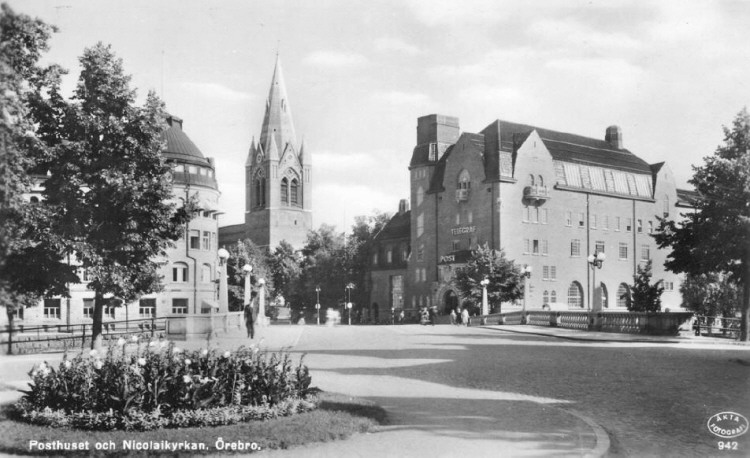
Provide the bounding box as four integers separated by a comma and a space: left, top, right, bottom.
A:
461, 308, 469, 326
245, 291, 259, 339
450, 308, 457, 325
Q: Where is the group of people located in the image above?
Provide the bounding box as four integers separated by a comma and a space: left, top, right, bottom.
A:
449, 307, 470, 326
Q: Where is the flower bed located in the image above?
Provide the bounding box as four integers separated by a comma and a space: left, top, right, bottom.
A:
14, 338, 315, 431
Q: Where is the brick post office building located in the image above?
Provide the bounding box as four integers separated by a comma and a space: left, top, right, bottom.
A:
369, 114, 695, 321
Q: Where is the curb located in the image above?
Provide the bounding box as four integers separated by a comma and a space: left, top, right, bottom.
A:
561, 408, 611, 458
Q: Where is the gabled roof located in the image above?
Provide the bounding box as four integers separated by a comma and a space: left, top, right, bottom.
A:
492, 120, 652, 174
427, 133, 484, 193
374, 210, 411, 242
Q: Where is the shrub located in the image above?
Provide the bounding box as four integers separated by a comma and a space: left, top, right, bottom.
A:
15, 339, 315, 430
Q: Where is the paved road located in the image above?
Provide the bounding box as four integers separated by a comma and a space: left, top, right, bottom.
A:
2, 324, 749, 457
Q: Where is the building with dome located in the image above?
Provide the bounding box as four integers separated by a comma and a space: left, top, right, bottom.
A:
219, 56, 312, 250
4, 115, 222, 326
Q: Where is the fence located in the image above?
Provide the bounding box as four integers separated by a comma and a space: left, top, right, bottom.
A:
469, 310, 694, 336
1, 317, 167, 354
693, 315, 741, 339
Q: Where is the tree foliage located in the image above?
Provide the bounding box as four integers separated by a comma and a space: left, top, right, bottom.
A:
680, 272, 740, 318
32, 43, 191, 347
226, 239, 272, 311
626, 260, 664, 313
454, 244, 523, 314
653, 108, 750, 339
269, 240, 300, 302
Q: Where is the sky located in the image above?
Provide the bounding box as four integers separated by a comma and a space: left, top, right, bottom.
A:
9, 0, 750, 233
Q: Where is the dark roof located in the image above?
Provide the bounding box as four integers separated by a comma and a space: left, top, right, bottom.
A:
491, 120, 652, 174
676, 188, 700, 207
410, 143, 431, 167
161, 116, 212, 167
374, 210, 411, 242
427, 133, 484, 193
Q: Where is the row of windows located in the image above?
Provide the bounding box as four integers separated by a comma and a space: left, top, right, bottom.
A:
372, 244, 411, 266
556, 282, 632, 308
523, 239, 549, 256
189, 230, 217, 251
564, 212, 655, 234
522, 206, 548, 224
414, 268, 427, 282
567, 240, 652, 262
172, 263, 215, 283
173, 164, 214, 178
280, 177, 301, 206
39, 297, 185, 320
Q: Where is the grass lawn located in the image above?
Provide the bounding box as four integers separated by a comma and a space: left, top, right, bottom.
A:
0, 391, 388, 456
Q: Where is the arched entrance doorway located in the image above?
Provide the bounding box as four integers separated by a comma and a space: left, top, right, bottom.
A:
443, 290, 458, 315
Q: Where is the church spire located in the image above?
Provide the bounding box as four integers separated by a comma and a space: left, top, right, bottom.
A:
259, 55, 297, 158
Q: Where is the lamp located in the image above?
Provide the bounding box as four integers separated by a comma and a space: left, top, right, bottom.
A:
480, 277, 490, 316
587, 251, 606, 311
315, 286, 321, 325
521, 265, 532, 315
217, 248, 230, 314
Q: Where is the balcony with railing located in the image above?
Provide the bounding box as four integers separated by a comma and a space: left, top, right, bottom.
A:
523, 185, 550, 202
455, 188, 470, 202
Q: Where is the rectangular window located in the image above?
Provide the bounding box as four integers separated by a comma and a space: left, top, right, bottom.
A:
417, 245, 424, 262
565, 211, 572, 227
591, 214, 597, 229
104, 305, 116, 319
540, 208, 548, 224
619, 243, 629, 260
543, 266, 550, 281
578, 213, 585, 228
455, 213, 460, 225
189, 230, 200, 249
637, 219, 643, 233
83, 299, 94, 319
139, 299, 156, 317
641, 244, 650, 261
532, 207, 539, 223
452, 240, 461, 251
468, 211, 473, 224
522, 206, 529, 222
172, 298, 188, 315
595, 241, 605, 254
43, 299, 61, 319
372, 253, 378, 265
603, 215, 609, 230
523, 239, 530, 254
663, 281, 674, 291
615, 216, 621, 231
202, 231, 210, 250
648, 220, 654, 234
570, 239, 581, 257
387, 249, 393, 264
626, 218, 632, 232
532, 239, 540, 255
417, 213, 424, 238
541, 239, 549, 256
550, 266, 557, 280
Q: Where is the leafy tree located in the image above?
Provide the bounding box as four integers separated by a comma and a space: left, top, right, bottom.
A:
268, 240, 300, 303
36, 43, 191, 348
454, 244, 523, 314
626, 260, 664, 312
654, 108, 750, 340
347, 211, 391, 312
0, 4, 77, 353
226, 239, 272, 311
680, 272, 740, 318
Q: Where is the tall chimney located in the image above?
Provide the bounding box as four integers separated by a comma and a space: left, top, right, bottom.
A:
398, 198, 410, 215
605, 125, 623, 149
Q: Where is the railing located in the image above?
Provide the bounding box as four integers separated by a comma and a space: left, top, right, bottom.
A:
455, 189, 469, 202
693, 315, 741, 339
2, 317, 167, 354
523, 185, 550, 202
469, 310, 694, 336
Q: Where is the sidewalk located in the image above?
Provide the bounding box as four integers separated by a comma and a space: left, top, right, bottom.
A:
480, 323, 750, 347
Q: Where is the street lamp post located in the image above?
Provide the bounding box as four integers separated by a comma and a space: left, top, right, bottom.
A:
345, 283, 354, 325
243, 264, 253, 310
480, 278, 490, 316
521, 266, 533, 313
217, 248, 230, 314
257, 278, 266, 327
315, 286, 321, 326
587, 251, 606, 311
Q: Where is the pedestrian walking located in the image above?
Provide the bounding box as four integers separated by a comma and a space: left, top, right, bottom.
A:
461, 308, 469, 326
450, 308, 457, 325
245, 291, 258, 339
428, 305, 437, 326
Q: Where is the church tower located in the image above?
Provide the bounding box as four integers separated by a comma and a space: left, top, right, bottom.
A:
244, 56, 312, 249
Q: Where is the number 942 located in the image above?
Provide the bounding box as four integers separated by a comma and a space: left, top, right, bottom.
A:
718, 441, 738, 451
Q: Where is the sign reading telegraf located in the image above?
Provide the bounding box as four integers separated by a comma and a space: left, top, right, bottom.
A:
450, 226, 476, 236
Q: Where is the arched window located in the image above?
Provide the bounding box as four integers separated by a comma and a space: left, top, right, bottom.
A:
201, 264, 212, 283
172, 262, 188, 283
617, 283, 631, 308
551, 291, 557, 303
458, 169, 471, 190
416, 186, 424, 206
543, 290, 549, 305
538, 175, 544, 186
281, 178, 289, 205
567, 281, 583, 308
600, 282, 609, 308
663, 195, 670, 218
290, 178, 299, 206
529, 174, 535, 186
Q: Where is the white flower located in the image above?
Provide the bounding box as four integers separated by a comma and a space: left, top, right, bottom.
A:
117, 338, 126, 347
63, 361, 72, 369
184, 359, 192, 365
89, 349, 98, 357
38, 362, 47, 370
148, 341, 157, 347
137, 358, 146, 366
132, 366, 141, 376
223, 351, 231, 358
131, 335, 139, 343
200, 349, 209, 356
252, 346, 260, 354
40, 368, 50, 378
94, 360, 103, 370
182, 375, 191, 384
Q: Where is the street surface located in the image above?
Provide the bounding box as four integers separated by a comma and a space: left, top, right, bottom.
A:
2, 324, 749, 457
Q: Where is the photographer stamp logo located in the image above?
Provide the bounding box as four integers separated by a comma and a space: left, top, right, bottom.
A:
707, 412, 748, 438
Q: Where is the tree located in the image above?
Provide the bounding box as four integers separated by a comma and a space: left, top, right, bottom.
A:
268, 240, 300, 302
0, 4, 77, 353
347, 211, 391, 313
680, 272, 741, 318
37, 43, 190, 348
454, 244, 523, 314
626, 260, 664, 312
226, 239, 272, 312
653, 108, 750, 340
